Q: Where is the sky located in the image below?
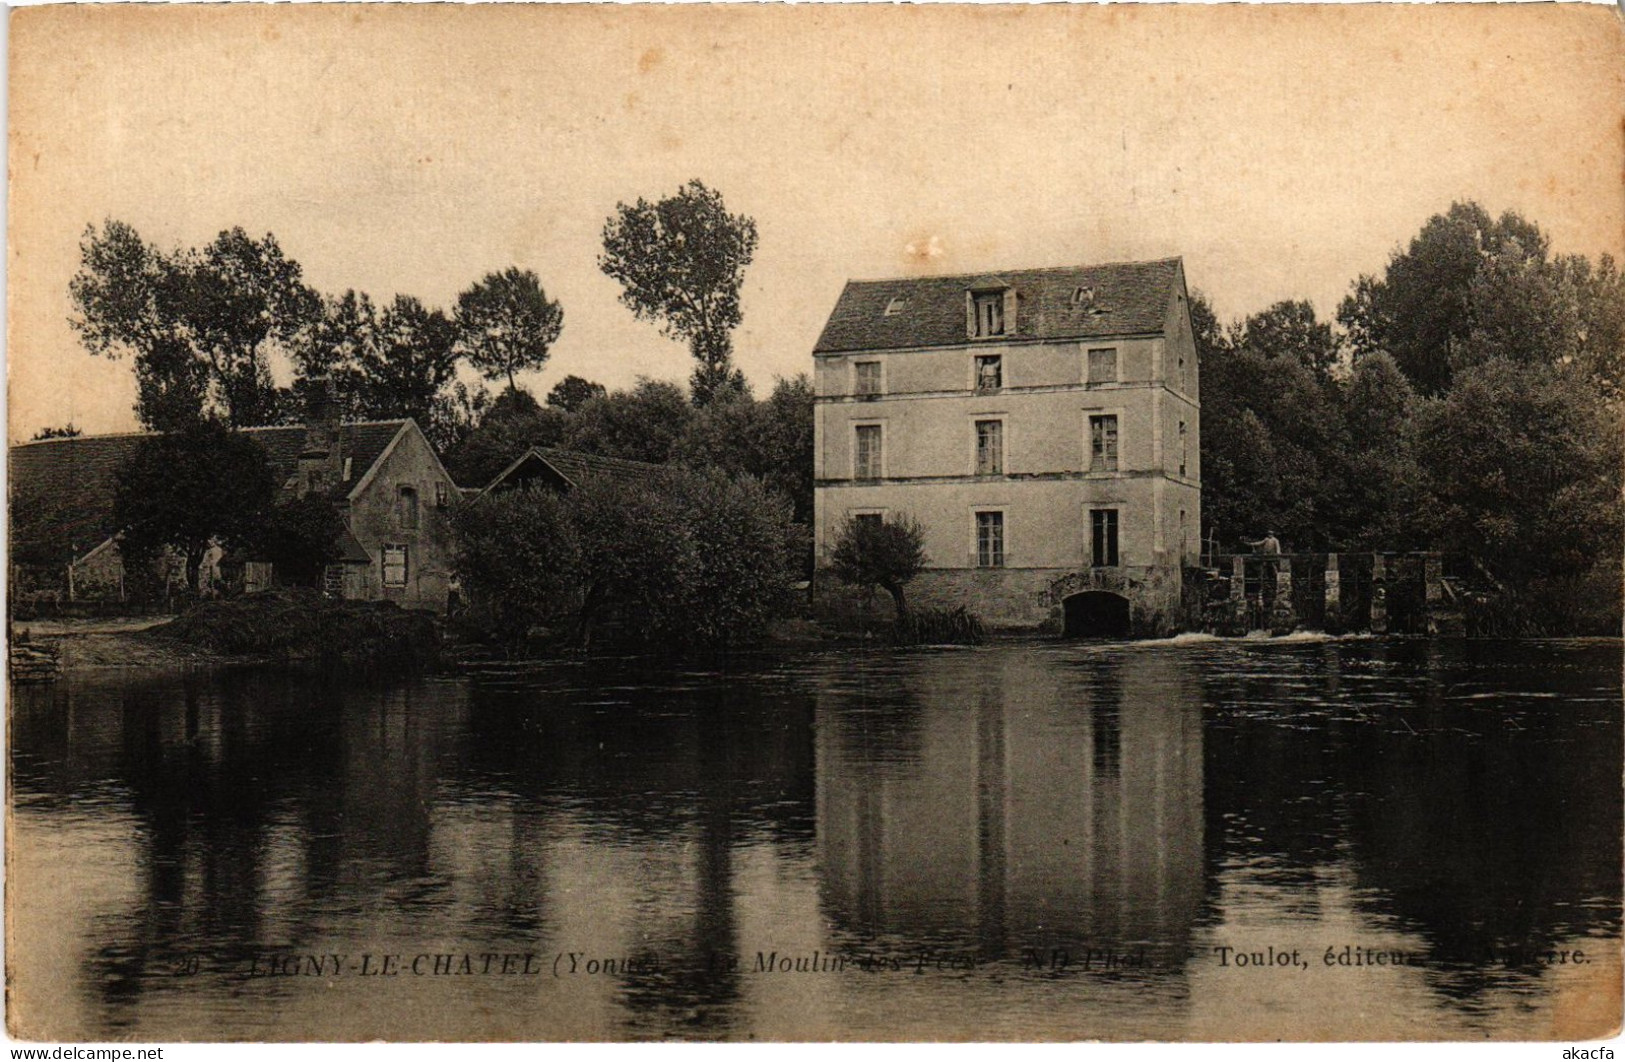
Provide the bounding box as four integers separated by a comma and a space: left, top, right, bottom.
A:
8, 3, 1624, 441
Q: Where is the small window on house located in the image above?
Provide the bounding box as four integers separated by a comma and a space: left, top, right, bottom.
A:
974, 354, 1002, 393
399, 486, 420, 529
855, 361, 882, 396
884, 296, 907, 317
976, 511, 1005, 569
853, 513, 884, 533
1090, 414, 1119, 472
1091, 509, 1120, 568
1087, 347, 1118, 385
1179, 420, 1188, 477
342, 457, 353, 481
436, 482, 450, 508
382, 545, 408, 588
975, 420, 1003, 476
854, 424, 883, 481
973, 292, 1005, 337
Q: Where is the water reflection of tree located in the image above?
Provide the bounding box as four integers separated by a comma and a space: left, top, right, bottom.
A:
14, 668, 457, 1033
459, 667, 817, 1037
1202, 640, 1621, 1008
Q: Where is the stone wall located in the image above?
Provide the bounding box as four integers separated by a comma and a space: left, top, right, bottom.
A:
815, 564, 1186, 637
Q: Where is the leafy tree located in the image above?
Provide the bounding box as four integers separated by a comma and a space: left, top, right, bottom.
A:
1339, 202, 1552, 396
454, 267, 563, 393
70, 221, 321, 428
564, 378, 694, 464
571, 467, 794, 651
599, 179, 759, 405
1338, 352, 1426, 550
1414, 358, 1622, 590
449, 485, 583, 648
114, 420, 277, 592
256, 495, 346, 588
829, 514, 927, 618
674, 374, 815, 525
546, 374, 608, 413
450, 465, 796, 652
442, 385, 570, 487
30, 424, 81, 440
1198, 321, 1346, 550
1234, 299, 1341, 379
179, 228, 324, 426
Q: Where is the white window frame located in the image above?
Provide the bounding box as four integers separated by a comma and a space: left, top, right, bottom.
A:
852, 421, 885, 481
1084, 406, 1126, 474
381, 544, 409, 588
853, 359, 884, 398
972, 417, 1005, 476
974, 509, 1006, 569
1085, 345, 1121, 386
1088, 507, 1121, 568
970, 291, 1006, 338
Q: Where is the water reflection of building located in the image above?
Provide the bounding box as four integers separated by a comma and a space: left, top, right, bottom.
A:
816, 651, 1204, 962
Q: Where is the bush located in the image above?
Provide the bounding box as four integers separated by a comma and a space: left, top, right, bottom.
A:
893, 606, 984, 646
451, 466, 799, 654
155, 587, 439, 667
449, 485, 582, 647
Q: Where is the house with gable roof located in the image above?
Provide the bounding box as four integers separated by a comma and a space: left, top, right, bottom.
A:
10, 392, 464, 612
811, 257, 1201, 636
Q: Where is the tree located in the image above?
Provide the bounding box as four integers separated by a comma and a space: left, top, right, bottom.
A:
70, 220, 206, 431
31, 424, 81, 440
114, 420, 277, 592
546, 374, 607, 413
70, 221, 321, 429
1235, 299, 1341, 379
454, 267, 563, 393
1339, 202, 1553, 396
256, 495, 346, 588
564, 378, 694, 464
829, 514, 927, 618
1197, 302, 1346, 550
570, 467, 794, 650
442, 385, 570, 487
179, 228, 324, 426
673, 374, 815, 525
1414, 357, 1622, 591
449, 485, 583, 647
1338, 352, 1426, 550
599, 179, 759, 405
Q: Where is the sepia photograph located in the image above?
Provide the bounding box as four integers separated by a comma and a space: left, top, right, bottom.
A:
6, 2, 1623, 1044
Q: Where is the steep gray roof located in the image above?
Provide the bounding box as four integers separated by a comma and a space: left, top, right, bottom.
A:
9, 421, 409, 566
483, 446, 669, 495
813, 258, 1184, 354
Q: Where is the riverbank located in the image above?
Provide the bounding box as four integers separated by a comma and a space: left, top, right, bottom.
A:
13, 616, 243, 670
14, 590, 442, 675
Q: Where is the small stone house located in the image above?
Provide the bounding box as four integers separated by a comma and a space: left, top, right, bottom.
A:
9, 403, 463, 612
811, 258, 1202, 636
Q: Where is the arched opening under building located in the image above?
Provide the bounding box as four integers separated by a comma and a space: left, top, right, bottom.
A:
1063, 591, 1131, 639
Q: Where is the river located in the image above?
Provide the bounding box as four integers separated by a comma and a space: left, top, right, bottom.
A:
9, 636, 1621, 1041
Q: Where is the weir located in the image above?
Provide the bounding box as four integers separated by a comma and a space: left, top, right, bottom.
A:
1189, 551, 1464, 636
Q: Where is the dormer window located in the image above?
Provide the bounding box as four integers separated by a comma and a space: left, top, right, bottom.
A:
972, 291, 1005, 337
884, 296, 907, 317
1071, 286, 1095, 308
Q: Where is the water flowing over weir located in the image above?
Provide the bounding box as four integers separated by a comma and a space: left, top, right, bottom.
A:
8, 638, 1620, 1040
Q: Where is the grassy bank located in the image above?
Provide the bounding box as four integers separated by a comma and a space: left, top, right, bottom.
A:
153, 589, 441, 668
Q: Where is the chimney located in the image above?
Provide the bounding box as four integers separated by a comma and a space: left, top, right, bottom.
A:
298, 375, 345, 494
